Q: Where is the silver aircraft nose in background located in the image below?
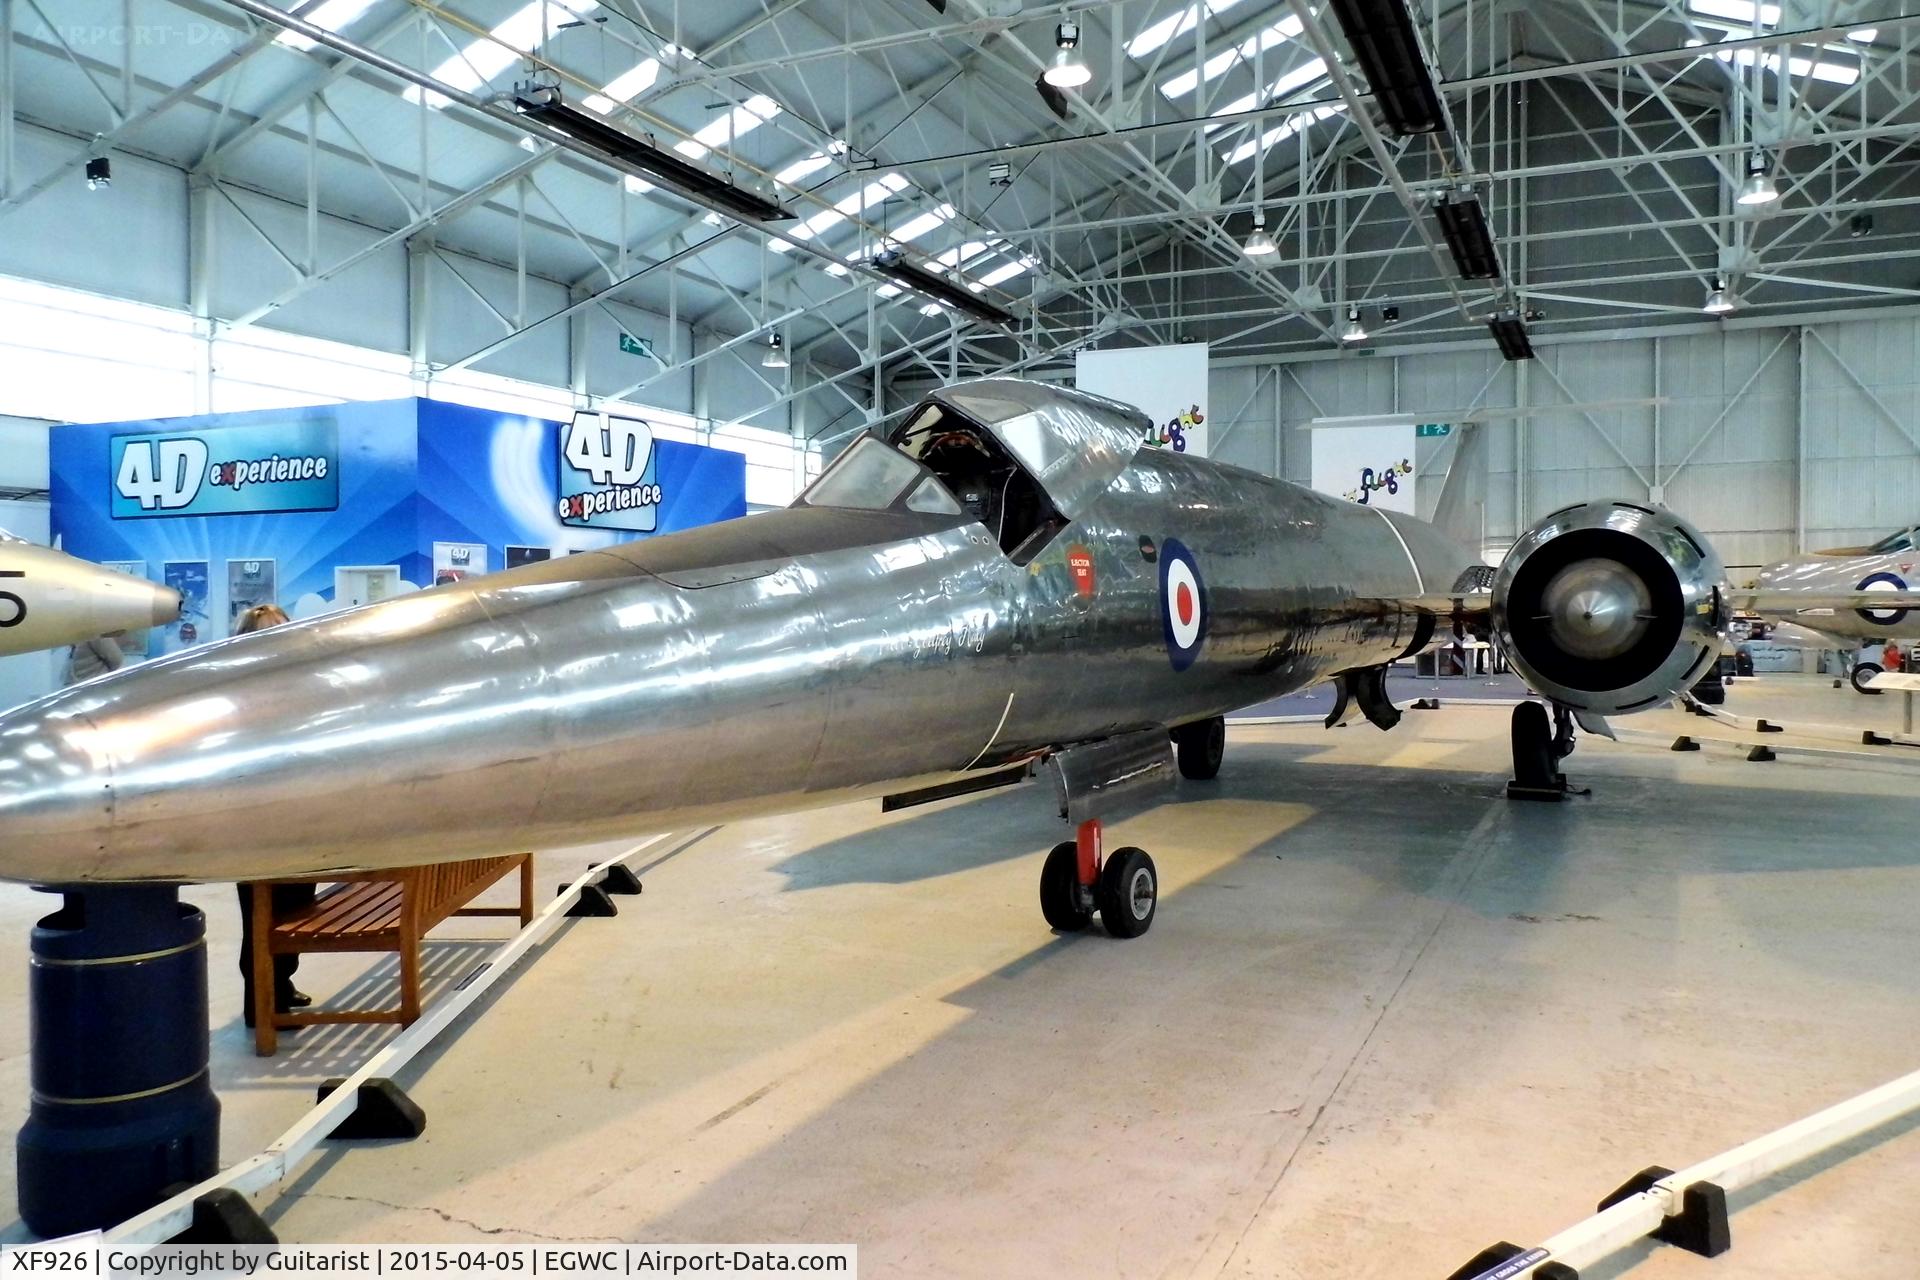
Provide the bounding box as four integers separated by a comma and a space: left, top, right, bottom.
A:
0, 532, 182, 659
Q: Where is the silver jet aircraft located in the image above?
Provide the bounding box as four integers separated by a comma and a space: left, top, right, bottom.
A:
0, 531, 181, 661
0, 381, 1753, 936
1743, 526, 1920, 691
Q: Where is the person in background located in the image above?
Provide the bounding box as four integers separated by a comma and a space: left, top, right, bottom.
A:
231, 603, 315, 1026
63, 631, 125, 684
1885, 638, 1905, 675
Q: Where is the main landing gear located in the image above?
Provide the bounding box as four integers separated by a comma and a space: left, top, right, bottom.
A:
1040, 818, 1158, 938
1507, 700, 1580, 801
1171, 715, 1225, 780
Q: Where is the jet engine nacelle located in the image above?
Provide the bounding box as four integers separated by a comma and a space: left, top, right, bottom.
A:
1491, 501, 1726, 715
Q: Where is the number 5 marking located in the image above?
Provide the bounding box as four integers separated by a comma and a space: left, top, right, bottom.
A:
0, 570, 24, 629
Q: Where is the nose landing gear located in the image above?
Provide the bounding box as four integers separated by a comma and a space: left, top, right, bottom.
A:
1039, 819, 1158, 938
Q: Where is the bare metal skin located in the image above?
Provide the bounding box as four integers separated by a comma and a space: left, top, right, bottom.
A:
0, 380, 1727, 884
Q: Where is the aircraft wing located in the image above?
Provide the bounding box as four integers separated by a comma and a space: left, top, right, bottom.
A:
1735, 588, 1920, 614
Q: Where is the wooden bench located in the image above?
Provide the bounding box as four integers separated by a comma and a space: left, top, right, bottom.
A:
249, 854, 534, 1055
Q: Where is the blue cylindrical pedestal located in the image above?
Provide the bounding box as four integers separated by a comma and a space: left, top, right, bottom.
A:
17, 885, 221, 1237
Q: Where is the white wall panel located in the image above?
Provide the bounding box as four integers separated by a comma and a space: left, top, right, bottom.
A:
0, 124, 189, 308
1208, 309, 1920, 568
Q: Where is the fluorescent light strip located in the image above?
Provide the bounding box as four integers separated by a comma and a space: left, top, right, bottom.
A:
1127, 0, 1247, 59
275, 0, 380, 50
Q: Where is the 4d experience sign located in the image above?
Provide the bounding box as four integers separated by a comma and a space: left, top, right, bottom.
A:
558, 411, 663, 532
111, 418, 340, 519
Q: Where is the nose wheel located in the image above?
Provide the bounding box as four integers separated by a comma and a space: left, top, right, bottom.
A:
1039, 819, 1157, 938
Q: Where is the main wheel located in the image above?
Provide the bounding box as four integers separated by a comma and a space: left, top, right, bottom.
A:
1173, 716, 1226, 780
1098, 847, 1157, 939
1510, 700, 1556, 789
1040, 840, 1092, 931
1853, 662, 1884, 695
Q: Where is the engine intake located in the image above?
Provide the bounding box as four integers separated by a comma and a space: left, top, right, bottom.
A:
1492, 502, 1727, 715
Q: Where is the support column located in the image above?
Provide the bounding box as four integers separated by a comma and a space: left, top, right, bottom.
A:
407, 236, 433, 389
188, 175, 218, 415
17, 886, 220, 1236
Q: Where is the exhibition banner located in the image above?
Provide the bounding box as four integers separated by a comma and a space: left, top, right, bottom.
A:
557, 411, 665, 532
109, 415, 339, 519
1309, 418, 1418, 515
1075, 342, 1211, 457
53, 398, 747, 646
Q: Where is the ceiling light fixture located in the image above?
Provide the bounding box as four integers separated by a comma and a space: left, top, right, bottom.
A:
514, 85, 794, 222
1737, 153, 1780, 207
762, 333, 790, 369
1488, 310, 1534, 361
1703, 280, 1735, 314
1341, 307, 1368, 343
84, 155, 111, 191
1243, 217, 1277, 257
1044, 22, 1093, 88
1326, 0, 1447, 135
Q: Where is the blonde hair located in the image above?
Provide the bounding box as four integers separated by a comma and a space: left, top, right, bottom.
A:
235, 604, 291, 635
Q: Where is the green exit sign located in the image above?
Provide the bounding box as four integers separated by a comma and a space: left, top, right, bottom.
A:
619, 331, 653, 358
1416, 422, 1452, 438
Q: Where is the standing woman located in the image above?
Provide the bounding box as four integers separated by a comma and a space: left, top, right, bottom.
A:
231, 603, 315, 1026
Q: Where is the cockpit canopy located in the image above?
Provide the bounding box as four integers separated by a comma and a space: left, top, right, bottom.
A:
797, 379, 1148, 566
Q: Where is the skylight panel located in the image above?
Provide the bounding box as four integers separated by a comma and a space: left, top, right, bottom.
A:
1705, 43, 1860, 84
1223, 104, 1343, 165
887, 205, 955, 245
936, 241, 991, 270
675, 94, 781, 161
583, 59, 660, 115
972, 258, 1035, 289
275, 0, 380, 50
1159, 14, 1306, 98
405, 1, 599, 105
777, 152, 836, 185
1209, 56, 1328, 117
771, 173, 909, 252
1687, 0, 1874, 44
1127, 0, 1247, 59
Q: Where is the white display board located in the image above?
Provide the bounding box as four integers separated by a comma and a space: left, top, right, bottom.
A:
1075, 342, 1210, 457
1309, 418, 1418, 514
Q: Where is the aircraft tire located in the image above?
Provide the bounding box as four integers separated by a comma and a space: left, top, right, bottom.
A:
1098, 847, 1157, 939
1173, 716, 1226, 780
1040, 841, 1092, 931
1852, 663, 1884, 695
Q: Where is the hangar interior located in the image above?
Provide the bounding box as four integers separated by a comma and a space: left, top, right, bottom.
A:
2, 0, 1920, 1274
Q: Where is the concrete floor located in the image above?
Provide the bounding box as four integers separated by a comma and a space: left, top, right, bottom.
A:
2, 672, 1918, 1277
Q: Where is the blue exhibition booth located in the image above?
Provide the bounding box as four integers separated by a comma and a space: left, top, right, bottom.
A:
48, 398, 749, 654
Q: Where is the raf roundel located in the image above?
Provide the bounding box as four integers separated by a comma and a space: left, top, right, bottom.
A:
1856, 571, 1909, 626
1159, 538, 1207, 670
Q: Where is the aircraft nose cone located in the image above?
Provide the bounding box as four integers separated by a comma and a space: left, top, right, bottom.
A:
1543, 556, 1653, 660
0, 703, 114, 883
151, 585, 183, 628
